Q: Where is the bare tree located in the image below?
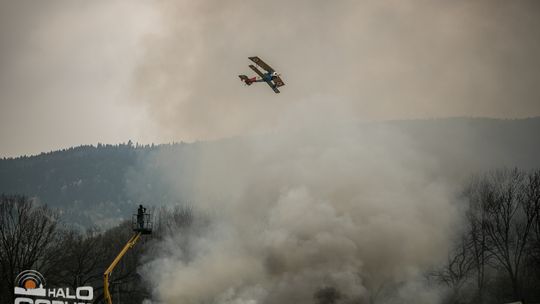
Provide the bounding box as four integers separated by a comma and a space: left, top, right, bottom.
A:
480, 169, 537, 300
49, 228, 108, 289
429, 234, 474, 304
527, 170, 540, 282
0, 195, 58, 304
464, 176, 493, 304
153, 205, 194, 238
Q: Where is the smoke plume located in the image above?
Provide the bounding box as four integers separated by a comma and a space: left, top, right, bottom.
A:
132, 1, 540, 303
133, 0, 540, 142
138, 100, 460, 303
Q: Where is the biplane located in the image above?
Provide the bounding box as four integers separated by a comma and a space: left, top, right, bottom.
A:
239, 56, 285, 94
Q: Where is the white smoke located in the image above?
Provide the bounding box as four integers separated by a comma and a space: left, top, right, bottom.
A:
133, 0, 540, 143
125, 0, 537, 302
138, 100, 459, 304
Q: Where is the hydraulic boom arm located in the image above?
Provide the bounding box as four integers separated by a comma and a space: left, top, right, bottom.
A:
103, 232, 142, 304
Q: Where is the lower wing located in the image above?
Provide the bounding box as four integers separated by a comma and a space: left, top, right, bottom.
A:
266, 81, 280, 93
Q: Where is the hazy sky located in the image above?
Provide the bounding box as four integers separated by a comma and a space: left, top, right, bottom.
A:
1, 0, 540, 157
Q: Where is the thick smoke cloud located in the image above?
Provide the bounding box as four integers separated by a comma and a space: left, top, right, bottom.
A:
132, 1, 540, 303
134, 0, 540, 142
2, 0, 540, 156
139, 101, 460, 303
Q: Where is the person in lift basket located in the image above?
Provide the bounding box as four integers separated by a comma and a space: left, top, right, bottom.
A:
137, 204, 146, 230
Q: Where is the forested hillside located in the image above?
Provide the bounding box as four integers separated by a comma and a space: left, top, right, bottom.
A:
0, 142, 163, 228
1, 117, 539, 228
1, 117, 540, 303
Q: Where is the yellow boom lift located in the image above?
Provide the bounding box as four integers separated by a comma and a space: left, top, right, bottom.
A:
103, 205, 152, 304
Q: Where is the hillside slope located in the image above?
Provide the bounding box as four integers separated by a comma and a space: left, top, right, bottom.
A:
1, 117, 539, 228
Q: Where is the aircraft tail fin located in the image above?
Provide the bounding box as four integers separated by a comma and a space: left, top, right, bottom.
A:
239, 75, 255, 85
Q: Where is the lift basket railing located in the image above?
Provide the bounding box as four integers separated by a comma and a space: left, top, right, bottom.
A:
132, 213, 152, 234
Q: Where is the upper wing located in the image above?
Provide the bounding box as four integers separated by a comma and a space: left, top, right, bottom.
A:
266, 81, 280, 94
273, 76, 285, 88
249, 63, 281, 93
249, 56, 275, 73
249, 64, 265, 78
